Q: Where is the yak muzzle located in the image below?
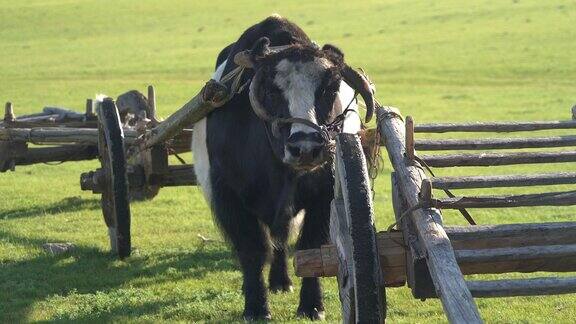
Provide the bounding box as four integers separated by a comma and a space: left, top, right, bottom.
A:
283, 132, 327, 168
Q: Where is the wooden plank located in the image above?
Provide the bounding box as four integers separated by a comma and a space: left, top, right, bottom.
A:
4, 102, 15, 122
294, 239, 406, 287
392, 172, 433, 297
446, 222, 576, 249
377, 106, 482, 323
466, 277, 576, 297
149, 164, 197, 186
416, 136, 576, 150
460, 257, 576, 275
147, 85, 157, 122
14, 145, 98, 165
2, 119, 98, 129
330, 199, 355, 323
295, 229, 576, 279
421, 151, 576, 167
168, 129, 193, 154
432, 172, 576, 189
85, 99, 95, 118
415, 120, 576, 133
0, 127, 140, 145
405, 116, 415, 160
432, 190, 576, 209
145, 80, 228, 148
0, 140, 27, 172
455, 244, 576, 263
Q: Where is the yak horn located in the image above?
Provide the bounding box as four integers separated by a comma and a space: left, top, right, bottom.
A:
234, 50, 254, 68
233, 45, 295, 69
341, 65, 375, 123
249, 69, 274, 122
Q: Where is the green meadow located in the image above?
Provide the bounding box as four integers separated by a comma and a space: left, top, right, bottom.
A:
1, 0, 575, 322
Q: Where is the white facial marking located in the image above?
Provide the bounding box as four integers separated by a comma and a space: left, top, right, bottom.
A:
273, 57, 332, 134
192, 60, 227, 205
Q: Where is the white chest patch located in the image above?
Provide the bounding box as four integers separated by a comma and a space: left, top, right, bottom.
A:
273, 58, 332, 134
191, 60, 227, 205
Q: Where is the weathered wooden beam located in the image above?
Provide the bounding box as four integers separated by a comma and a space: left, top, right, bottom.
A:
391, 172, 435, 298
0, 127, 139, 145
455, 244, 576, 264
149, 164, 197, 186
466, 277, 576, 298
460, 257, 576, 275
147, 85, 159, 124
295, 228, 576, 279
168, 129, 193, 154
81, 164, 197, 194
85, 99, 95, 118
294, 231, 406, 287
377, 106, 482, 323
0, 140, 26, 172
4, 102, 15, 123
421, 150, 576, 167
416, 136, 576, 151
145, 80, 228, 148
432, 172, 576, 190
446, 222, 576, 250
329, 198, 355, 323
431, 190, 576, 209
415, 120, 576, 133
14, 145, 98, 165
2, 118, 98, 129
405, 116, 415, 160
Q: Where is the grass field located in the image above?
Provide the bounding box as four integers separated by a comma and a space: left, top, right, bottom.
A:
1, 0, 576, 322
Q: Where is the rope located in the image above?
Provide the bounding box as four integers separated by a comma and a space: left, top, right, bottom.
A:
377, 103, 476, 226
413, 155, 476, 225
386, 201, 432, 248
167, 146, 188, 165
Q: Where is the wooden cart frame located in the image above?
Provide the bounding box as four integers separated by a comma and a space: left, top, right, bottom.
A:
296, 105, 576, 323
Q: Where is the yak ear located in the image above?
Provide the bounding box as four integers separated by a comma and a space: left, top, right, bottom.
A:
322, 44, 344, 64
250, 37, 272, 60
234, 37, 271, 69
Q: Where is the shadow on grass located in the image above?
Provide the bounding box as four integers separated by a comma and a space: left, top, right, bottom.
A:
0, 196, 101, 219
0, 229, 239, 322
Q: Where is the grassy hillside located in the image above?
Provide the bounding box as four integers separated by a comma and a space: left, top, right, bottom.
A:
1, 0, 575, 322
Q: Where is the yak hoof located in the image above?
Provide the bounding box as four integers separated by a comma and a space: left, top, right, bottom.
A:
243, 309, 271, 322
269, 284, 294, 293
297, 307, 325, 321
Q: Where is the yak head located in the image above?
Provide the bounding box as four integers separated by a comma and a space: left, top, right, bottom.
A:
236, 37, 374, 171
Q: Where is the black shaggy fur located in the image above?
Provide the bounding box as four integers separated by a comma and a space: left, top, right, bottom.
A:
205, 15, 349, 320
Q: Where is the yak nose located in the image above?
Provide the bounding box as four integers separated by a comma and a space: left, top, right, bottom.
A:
286, 132, 324, 164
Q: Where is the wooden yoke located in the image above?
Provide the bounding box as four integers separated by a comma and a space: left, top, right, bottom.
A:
144, 80, 228, 148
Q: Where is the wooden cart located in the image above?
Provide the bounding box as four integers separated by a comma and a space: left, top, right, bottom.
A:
78, 80, 228, 257
1, 80, 229, 258
295, 105, 576, 323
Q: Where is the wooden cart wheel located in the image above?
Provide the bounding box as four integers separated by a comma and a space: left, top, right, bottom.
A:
97, 98, 131, 258
330, 133, 386, 323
